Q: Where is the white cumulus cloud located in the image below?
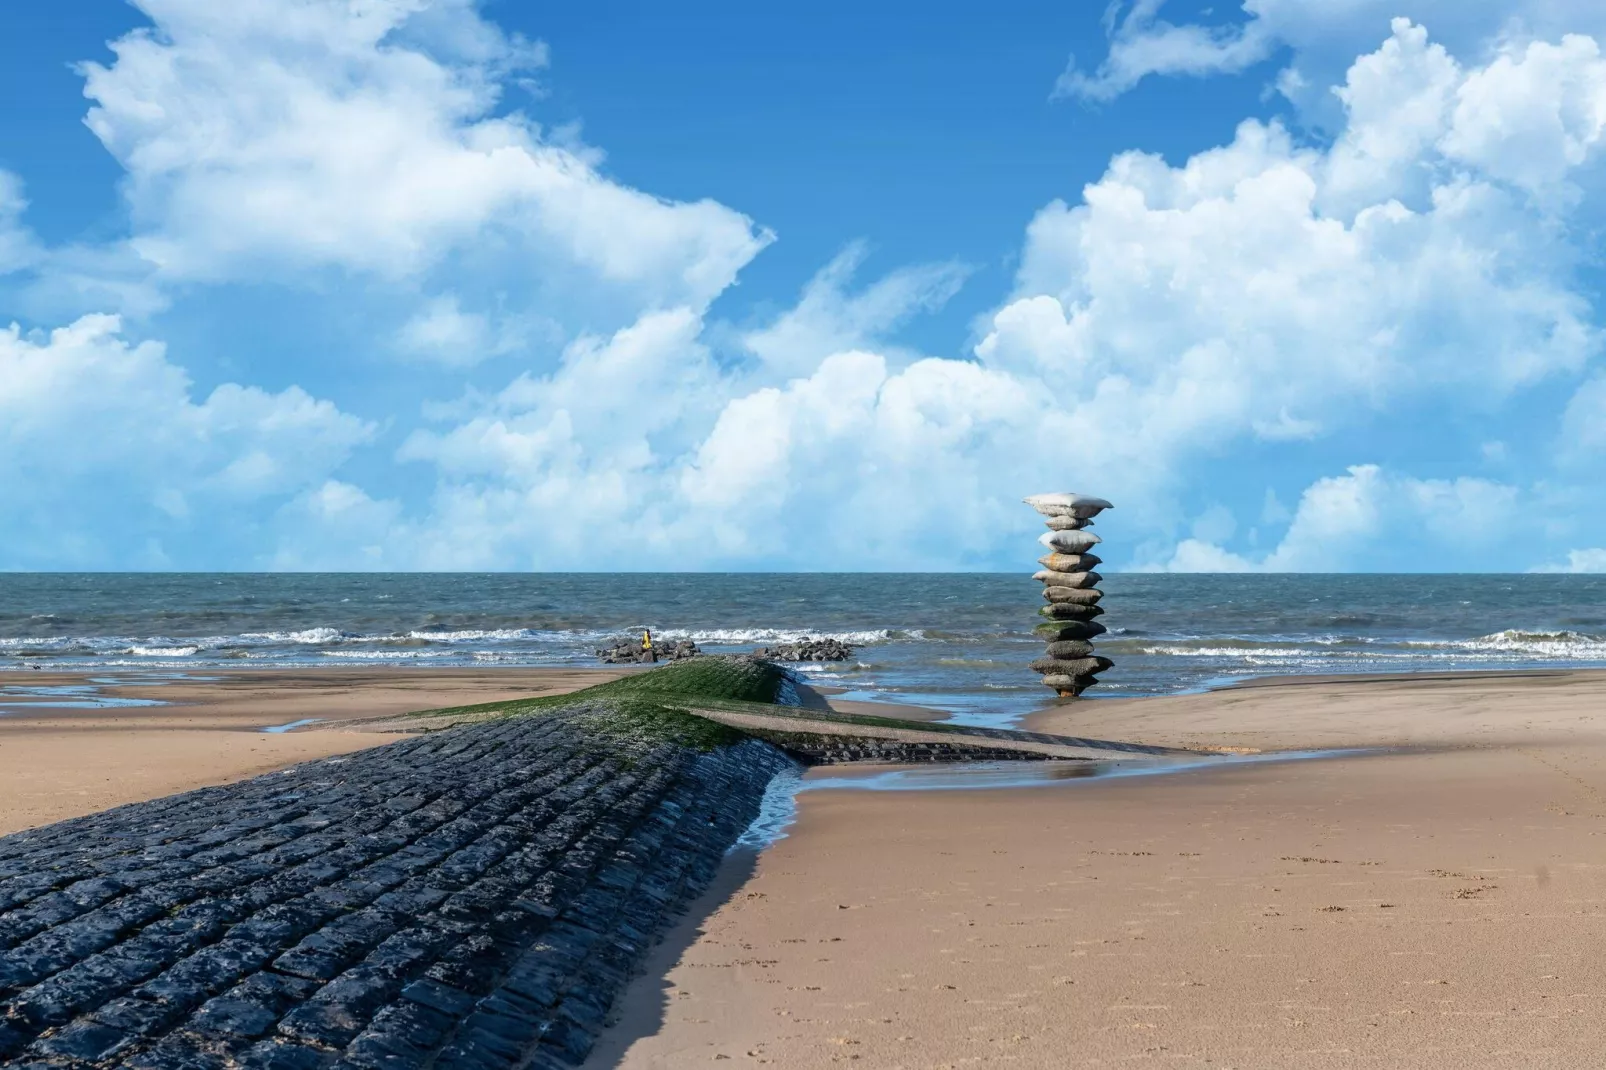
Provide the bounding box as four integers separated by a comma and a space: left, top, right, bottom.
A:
1056, 0, 1606, 113
0, 171, 38, 277
0, 314, 372, 567
1158, 465, 1522, 572
80, 0, 770, 314
11, 4, 1606, 572
740, 243, 970, 378
1533, 548, 1606, 572
278, 19, 1606, 570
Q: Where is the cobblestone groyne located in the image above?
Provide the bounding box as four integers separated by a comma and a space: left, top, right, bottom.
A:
0, 698, 793, 1070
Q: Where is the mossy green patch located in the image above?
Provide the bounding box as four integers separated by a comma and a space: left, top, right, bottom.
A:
566, 697, 748, 753
407, 655, 790, 749
583, 656, 789, 705
418, 655, 790, 723
405, 654, 981, 754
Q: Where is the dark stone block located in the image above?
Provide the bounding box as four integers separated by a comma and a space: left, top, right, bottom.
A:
124, 1033, 230, 1070
0, 1020, 29, 1060
235, 1038, 333, 1069
399, 977, 477, 1017
435, 1021, 533, 1069
343, 999, 458, 1069
92, 993, 186, 1036
190, 993, 284, 1040
29, 1018, 131, 1061
276, 966, 398, 1048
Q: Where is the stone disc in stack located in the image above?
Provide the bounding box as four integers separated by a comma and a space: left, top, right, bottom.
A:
1038, 602, 1104, 621
1043, 586, 1102, 605
1024, 493, 1113, 520
1032, 619, 1107, 640
1029, 655, 1114, 677
1034, 569, 1102, 589
1044, 639, 1096, 658
1037, 552, 1101, 574
1039, 529, 1101, 555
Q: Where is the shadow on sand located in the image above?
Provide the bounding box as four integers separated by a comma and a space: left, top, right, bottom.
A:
581, 847, 765, 1067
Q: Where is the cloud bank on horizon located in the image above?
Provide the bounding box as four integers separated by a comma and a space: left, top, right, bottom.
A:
2, 0, 1606, 572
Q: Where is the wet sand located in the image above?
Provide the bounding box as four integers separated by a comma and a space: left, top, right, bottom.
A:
0, 667, 624, 835
593, 669, 1606, 1068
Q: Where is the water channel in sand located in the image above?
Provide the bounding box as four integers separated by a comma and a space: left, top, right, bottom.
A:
733, 748, 1372, 852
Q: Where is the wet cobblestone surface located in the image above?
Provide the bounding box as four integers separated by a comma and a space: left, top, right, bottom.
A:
751, 733, 1058, 764
0, 702, 794, 1069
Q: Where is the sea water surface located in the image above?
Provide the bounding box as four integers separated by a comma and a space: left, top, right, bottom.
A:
3, 573, 1605, 728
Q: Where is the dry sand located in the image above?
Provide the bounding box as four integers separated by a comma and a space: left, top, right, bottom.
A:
592, 669, 1606, 1069
0, 666, 623, 835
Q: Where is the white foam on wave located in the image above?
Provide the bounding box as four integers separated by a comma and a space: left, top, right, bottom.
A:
1420, 629, 1606, 659
72, 658, 205, 668
404, 628, 540, 643
0, 636, 105, 651
653, 627, 917, 645
319, 649, 455, 660
1134, 629, 1606, 664
1, 624, 922, 660
240, 628, 350, 644
1136, 644, 1339, 659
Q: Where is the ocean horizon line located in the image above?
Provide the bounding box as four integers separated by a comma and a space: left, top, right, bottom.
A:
1, 569, 1600, 578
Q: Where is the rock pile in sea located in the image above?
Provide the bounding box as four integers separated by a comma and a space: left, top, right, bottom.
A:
1024, 492, 1115, 698
753, 637, 854, 662
596, 635, 701, 664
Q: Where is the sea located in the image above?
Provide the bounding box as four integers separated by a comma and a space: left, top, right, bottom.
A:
3, 573, 1605, 729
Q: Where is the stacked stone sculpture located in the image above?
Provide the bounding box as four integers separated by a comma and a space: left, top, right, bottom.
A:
1024, 492, 1115, 698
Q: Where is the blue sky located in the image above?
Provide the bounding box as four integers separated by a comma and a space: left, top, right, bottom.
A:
3, 0, 1606, 572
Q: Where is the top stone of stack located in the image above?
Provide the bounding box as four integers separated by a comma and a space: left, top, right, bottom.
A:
1023, 492, 1113, 520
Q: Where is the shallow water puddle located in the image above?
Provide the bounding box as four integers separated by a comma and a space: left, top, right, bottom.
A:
260, 718, 324, 734
733, 749, 1369, 851
86, 673, 221, 685
0, 683, 166, 711
805, 748, 1365, 791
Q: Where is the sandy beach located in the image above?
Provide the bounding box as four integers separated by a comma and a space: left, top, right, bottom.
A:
0, 666, 624, 835
592, 669, 1606, 1068
10, 664, 1606, 1065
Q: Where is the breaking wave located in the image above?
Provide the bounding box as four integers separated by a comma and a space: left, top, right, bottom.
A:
1422, 629, 1606, 659
651, 627, 919, 644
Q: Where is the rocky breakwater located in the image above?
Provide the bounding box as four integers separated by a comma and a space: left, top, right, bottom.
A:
0, 657, 796, 1070
751, 637, 853, 662
1024, 492, 1115, 698
595, 635, 700, 664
